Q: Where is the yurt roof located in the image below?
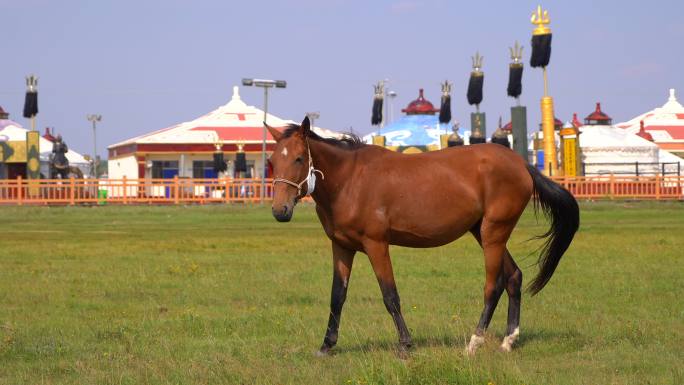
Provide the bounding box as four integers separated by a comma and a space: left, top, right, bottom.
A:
0, 119, 89, 165
579, 125, 659, 149
109, 86, 341, 149
616, 89, 684, 142
363, 114, 454, 147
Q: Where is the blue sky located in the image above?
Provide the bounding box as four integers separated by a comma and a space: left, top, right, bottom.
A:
1, 0, 682, 157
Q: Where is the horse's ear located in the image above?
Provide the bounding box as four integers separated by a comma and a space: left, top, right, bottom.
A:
265, 122, 283, 142
300, 116, 311, 136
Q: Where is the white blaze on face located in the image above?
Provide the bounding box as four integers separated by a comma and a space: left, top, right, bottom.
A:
281, 147, 288, 157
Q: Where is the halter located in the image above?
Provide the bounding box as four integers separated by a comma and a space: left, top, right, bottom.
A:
272, 139, 325, 198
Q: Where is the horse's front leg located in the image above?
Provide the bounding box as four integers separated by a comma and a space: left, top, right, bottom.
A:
317, 241, 355, 356
364, 239, 413, 357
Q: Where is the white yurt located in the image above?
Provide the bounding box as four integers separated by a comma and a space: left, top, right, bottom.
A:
108, 86, 340, 181
578, 125, 660, 175
0, 108, 90, 178
616, 88, 684, 163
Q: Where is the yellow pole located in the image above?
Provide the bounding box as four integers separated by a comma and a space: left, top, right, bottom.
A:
531, 6, 558, 176
541, 94, 557, 175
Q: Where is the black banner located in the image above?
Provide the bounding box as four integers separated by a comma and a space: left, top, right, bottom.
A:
234, 152, 247, 173
530, 33, 552, 68
467, 74, 484, 106
213, 152, 227, 173
439, 95, 451, 124
23, 91, 38, 118
507, 65, 523, 98
371, 97, 383, 126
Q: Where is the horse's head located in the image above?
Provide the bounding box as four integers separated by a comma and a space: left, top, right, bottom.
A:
266, 116, 313, 222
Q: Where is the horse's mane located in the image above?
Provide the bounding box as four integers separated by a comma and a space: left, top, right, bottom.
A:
282, 124, 367, 151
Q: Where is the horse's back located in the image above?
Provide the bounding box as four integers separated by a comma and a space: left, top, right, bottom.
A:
345, 144, 532, 247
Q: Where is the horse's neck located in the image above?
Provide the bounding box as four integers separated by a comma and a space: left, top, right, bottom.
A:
309, 139, 353, 208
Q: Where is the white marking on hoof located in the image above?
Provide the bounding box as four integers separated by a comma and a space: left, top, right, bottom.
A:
500, 327, 520, 352
465, 334, 485, 355
281, 148, 288, 157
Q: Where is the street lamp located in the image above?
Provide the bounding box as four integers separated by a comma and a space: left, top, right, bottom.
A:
241, 78, 287, 204
86, 114, 102, 178
306, 111, 320, 131
388, 91, 397, 124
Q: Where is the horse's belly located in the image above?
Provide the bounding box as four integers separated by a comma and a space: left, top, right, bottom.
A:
387, 212, 480, 248
388, 228, 465, 248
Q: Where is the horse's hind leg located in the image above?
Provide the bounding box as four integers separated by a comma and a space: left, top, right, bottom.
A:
500, 250, 522, 352
317, 241, 356, 356
466, 220, 512, 355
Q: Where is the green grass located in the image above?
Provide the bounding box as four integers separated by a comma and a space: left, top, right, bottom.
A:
0, 202, 683, 385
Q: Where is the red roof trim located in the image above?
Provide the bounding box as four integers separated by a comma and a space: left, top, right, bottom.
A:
190, 126, 284, 141
402, 89, 440, 115
644, 125, 684, 140
109, 143, 277, 158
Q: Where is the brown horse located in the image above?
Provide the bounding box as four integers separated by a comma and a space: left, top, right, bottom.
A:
266, 117, 579, 356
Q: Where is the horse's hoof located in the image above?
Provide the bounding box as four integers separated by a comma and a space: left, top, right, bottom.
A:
465, 334, 485, 356
315, 346, 332, 357
499, 328, 519, 353
397, 345, 411, 360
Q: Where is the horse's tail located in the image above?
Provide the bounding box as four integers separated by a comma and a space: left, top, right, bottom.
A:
526, 164, 580, 295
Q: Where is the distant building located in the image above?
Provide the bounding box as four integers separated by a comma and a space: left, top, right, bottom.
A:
575, 102, 682, 175
616, 89, 684, 159
363, 89, 463, 153
576, 103, 659, 175
0, 106, 89, 178
107, 86, 339, 180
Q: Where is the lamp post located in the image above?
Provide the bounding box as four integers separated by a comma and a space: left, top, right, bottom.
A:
241, 78, 287, 204
388, 91, 397, 124
306, 112, 320, 131
87, 114, 102, 178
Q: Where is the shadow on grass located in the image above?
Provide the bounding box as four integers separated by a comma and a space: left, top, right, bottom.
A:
332, 334, 464, 355
328, 327, 584, 355
516, 327, 587, 350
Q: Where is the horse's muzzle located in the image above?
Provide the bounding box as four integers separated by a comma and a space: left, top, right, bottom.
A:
272, 204, 293, 222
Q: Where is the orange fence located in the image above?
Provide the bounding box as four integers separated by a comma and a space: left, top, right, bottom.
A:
0, 175, 682, 206
551, 175, 683, 200
0, 176, 275, 205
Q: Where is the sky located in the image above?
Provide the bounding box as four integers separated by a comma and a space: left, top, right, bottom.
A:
1, 0, 683, 158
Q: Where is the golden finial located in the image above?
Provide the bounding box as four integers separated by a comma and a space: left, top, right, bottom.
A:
471, 52, 483, 73
25, 74, 39, 92
531, 5, 551, 35
237, 140, 245, 152
373, 81, 384, 97
509, 41, 524, 64
214, 141, 223, 151
441, 80, 452, 96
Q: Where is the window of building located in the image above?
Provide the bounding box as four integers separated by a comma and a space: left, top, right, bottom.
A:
193, 160, 216, 178
151, 161, 179, 179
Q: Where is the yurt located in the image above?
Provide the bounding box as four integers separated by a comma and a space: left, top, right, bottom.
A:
108, 86, 339, 180
0, 107, 90, 178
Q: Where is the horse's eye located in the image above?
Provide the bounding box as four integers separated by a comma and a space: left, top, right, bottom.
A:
295, 157, 303, 164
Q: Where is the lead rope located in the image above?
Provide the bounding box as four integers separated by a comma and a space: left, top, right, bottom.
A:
272, 139, 325, 198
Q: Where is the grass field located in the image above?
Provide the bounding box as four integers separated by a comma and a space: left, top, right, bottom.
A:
0, 202, 683, 385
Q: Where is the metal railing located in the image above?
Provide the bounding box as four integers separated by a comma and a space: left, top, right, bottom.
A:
0, 175, 682, 205
581, 162, 681, 176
